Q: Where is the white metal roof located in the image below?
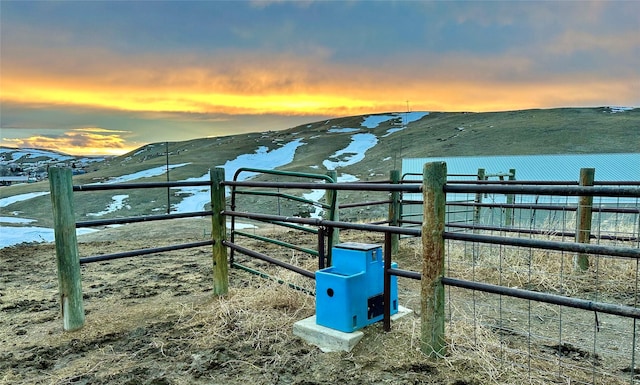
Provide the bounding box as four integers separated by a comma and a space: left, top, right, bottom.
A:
402, 153, 640, 182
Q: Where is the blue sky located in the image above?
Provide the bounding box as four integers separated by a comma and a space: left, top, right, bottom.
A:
1, 1, 638, 155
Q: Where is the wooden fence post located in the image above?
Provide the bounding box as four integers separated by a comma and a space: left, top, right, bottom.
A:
421, 161, 447, 358
389, 169, 400, 255
49, 167, 85, 331
473, 168, 485, 229
505, 168, 516, 226
210, 167, 228, 295
575, 168, 595, 272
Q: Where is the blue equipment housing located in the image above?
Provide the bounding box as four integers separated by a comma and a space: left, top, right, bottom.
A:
315, 242, 398, 333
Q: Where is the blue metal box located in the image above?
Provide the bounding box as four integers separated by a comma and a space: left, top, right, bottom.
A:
315, 242, 398, 332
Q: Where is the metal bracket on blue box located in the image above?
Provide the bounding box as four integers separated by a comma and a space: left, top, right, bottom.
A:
315, 242, 398, 333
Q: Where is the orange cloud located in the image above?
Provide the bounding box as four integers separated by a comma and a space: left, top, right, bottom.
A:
1, 41, 638, 120
2, 127, 139, 156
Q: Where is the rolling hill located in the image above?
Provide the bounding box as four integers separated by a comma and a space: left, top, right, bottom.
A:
1, 107, 638, 242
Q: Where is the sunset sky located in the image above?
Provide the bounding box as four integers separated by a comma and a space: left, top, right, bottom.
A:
1, 1, 638, 156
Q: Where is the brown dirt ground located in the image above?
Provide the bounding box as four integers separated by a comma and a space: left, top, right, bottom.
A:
1, 219, 637, 384
1, 220, 444, 385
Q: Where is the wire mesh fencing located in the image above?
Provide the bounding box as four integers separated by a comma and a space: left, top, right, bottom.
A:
444, 189, 640, 384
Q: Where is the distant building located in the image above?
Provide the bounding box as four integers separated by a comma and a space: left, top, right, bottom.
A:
401, 152, 640, 212
402, 153, 640, 183
0, 176, 33, 186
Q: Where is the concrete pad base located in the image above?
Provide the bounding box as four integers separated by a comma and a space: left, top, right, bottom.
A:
293, 315, 364, 352
392, 305, 414, 321
293, 306, 413, 352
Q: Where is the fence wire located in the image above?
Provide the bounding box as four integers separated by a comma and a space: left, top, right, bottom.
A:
445, 190, 640, 384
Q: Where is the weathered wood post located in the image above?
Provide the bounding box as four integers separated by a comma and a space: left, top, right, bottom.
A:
473, 168, 485, 229
575, 168, 595, 272
326, 170, 339, 266
388, 169, 400, 255
210, 167, 228, 295
421, 162, 447, 358
505, 168, 516, 226
49, 167, 85, 331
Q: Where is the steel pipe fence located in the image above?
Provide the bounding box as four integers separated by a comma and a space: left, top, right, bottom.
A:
72, 180, 216, 263
440, 178, 640, 384
51, 164, 640, 384
223, 167, 639, 383
79, 240, 215, 264
49, 167, 224, 331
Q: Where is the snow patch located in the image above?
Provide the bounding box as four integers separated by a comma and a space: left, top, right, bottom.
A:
337, 173, 359, 182
403, 112, 430, 124
87, 195, 130, 217
221, 139, 305, 181
95, 163, 190, 184
362, 115, 397, 128
303, 189, 326, 219
0, 192, 49, 208
171, 139, 306, 214
323, 133, 378, 170
0, 226, 98, 249
382, 128, 404, 137
608, 106, 634, 113
0, 216, 36, 224
328, 127, 359, 134
362, 112, 429, 134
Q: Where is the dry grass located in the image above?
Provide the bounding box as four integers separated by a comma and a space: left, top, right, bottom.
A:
395, 212, 640, 385
2, 210, 638, 384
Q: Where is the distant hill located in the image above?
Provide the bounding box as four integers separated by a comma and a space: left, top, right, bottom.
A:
70, 106, 640, 184
1, 107, 638, 229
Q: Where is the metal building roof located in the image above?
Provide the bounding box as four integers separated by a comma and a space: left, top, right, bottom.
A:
402, 153, 640, 182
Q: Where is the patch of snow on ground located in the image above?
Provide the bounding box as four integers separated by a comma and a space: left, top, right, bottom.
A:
381, 112, 430, 137
609, 106, 635, 113
303, 189, 326, 219
403, 112, 430, 124
0, 216, 36, 224
382, 128, 404, 137
302, 172, 360, 218
0, 226, 98, 249
362, 115, 396, 128
97, 163, 190, 184
171, 181, 213, 214
0, 191, 50, 208
87, 195, 130, 217
328, 127, 359, 133
231, 222, 256, 230
361, 112, 429, 132
337, 173, 359, 182
221, 139, 305, 181
323, 133, 378, 170
171, 139, 306, 214
0, 163, 192, 248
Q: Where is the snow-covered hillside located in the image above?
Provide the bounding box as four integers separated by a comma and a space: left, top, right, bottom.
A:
0, 112, 430, 248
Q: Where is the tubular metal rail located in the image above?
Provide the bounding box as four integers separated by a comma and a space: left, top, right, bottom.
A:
73, 180, 214, 264
221, 176, 640, 334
